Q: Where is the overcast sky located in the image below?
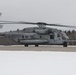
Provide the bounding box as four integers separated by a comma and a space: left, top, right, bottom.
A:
0, 0, 76, 31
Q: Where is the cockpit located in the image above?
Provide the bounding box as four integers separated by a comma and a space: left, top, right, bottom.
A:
61, 32, 69, 40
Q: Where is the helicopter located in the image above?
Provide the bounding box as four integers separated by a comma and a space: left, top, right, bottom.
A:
0, 21, 76, 47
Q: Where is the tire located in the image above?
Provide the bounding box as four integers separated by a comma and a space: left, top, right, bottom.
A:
35, 45, 39, 47
63, 42, 67, 47
24, 44, 28, 47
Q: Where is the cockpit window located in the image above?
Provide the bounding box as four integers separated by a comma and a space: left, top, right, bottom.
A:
57, 33, 60, 37
23, 28, 26, 31
50, 34, 54, 39
61, 32, 69, 40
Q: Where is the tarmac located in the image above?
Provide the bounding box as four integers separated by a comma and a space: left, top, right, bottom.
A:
0, 45, 76, 52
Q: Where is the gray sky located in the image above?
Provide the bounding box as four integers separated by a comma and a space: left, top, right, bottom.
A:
0, 0, 76, 31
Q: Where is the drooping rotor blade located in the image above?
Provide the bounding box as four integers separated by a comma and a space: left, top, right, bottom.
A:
34, 22, 76, 28
46, 23, 76, 28
0, 20, 22, 22
0, 21, 37, 25
35, 22, 76, 28
0, 21, 76, 28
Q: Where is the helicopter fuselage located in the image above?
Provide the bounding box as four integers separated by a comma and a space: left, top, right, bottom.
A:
0, 27, 69, 47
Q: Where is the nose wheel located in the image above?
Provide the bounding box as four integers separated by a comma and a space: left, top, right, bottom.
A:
24, 44, 28, 47
63, 42, 67, 47
35, 45, 39, 47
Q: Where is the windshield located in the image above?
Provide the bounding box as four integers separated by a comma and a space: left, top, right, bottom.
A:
61, 32, 69, 40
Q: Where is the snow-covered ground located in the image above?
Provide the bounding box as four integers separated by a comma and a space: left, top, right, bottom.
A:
0, 51, 76, 75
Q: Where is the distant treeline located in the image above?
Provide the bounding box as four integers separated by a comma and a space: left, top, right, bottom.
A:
64, 30, 76, 45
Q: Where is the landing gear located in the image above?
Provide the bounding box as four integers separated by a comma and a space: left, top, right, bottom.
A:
24, 44, 28, 47
63, 42, 67, 47
35, 44, 39, 47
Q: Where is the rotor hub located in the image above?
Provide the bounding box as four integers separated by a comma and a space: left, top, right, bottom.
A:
37, 22, 46, 28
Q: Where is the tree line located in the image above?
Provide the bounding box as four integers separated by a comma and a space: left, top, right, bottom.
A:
64, 30, 76, 45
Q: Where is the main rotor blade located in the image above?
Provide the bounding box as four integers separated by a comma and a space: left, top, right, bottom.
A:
36, 22, 76, 28
0, 21, 36, 24
46, 24, 76, 28
0, 21, 76, 28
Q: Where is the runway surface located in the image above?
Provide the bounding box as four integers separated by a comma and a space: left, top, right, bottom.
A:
0, 45, 76, 52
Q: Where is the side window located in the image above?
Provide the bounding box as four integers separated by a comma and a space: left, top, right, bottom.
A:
33, 30, 35, 33
25, 36, 28, 38
22, 35, 24, 39
31, 35, 34, 39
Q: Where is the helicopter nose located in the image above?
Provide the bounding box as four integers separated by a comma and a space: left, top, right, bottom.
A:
0, 33, 5, 36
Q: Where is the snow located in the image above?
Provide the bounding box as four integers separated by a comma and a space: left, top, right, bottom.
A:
0, 51, 76, 75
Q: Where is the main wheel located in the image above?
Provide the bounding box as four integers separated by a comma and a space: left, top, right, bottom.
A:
35, 45, 39, 47
63, 42, 67, 47
24, 44, 28, 47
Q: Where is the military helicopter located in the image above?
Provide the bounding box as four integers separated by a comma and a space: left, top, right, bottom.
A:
0, 21, 76, 47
